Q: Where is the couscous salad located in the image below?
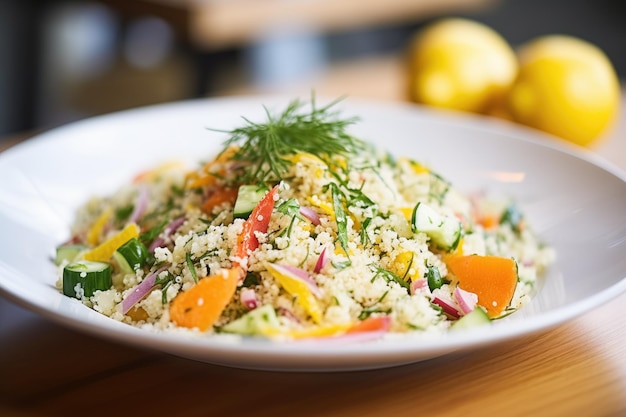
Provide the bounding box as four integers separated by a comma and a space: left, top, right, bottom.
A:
55, 98, 554, 341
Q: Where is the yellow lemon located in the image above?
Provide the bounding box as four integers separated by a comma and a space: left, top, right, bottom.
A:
408, 18, 517, 113
506, 35, 620, 147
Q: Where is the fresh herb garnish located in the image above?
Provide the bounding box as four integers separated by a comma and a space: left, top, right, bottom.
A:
213, 97, 365, 184
115, 205, 134, 222
242, 272, 261, 287
154, 271, 176, 304
425, 264, 444, 291
370, 265, 410, 291
328, 183, 350, 258
140, 220, 167, 246
185, 252, 198, 283
275, 198, 303, 240
500, 203, 524, 233
358, 307, 391, 320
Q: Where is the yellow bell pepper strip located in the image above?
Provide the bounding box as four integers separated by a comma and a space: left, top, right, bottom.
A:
83, 223, 140, 262
86, 207, 112, 246
266, 315, 391, 340
264, 262, 322, 324
133, 160, 185, 183
266, 323, 351, 339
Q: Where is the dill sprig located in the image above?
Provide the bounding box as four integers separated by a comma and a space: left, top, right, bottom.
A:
213, 97, 365, 185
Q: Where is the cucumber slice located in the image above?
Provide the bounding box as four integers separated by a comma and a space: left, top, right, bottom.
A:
55, 244, 87, 265
221, 304, 279, 335
451, 307, 491, 330
234, 185, 269, 219
113, 238, 148, 273
63, 260, 112, 298
411, 202, 462, 251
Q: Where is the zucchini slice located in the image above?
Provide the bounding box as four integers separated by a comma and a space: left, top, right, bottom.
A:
234, 185, 269, 219
411, 202, 462, 251
113, 238, 148, 273
63, 260, 112, 298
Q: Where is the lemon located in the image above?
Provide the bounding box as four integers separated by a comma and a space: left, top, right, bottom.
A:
407, 18, 518, 113
506, 35, 620, 147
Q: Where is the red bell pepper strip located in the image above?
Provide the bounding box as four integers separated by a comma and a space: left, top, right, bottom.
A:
233, 184, 279, 268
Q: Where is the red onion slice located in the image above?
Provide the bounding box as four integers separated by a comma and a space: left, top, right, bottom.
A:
268, 263, 322, 298
299, 206, 320, 225
277, 307, 300, 323
240, 288, 259, 310
129, 186, 149, 224
313, 247, 330, 273
148, 216, 186, 252
410, 278, 429, 295
431, 289, 462, 319
453, 287, 479, 315
121, 265, 169, 314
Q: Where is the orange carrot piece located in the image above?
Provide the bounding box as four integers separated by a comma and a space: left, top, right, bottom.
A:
478, 215, 498, 230
169, 267, 242, 331
446, 255, 518, 318
186, 146, 239, 189
201, 187, 239, 214
186, 173, 219, 190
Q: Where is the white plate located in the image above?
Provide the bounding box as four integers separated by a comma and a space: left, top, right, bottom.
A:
1, 95, 625, 371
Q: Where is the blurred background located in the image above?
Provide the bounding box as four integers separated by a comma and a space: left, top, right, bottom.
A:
1, 0, 624, 139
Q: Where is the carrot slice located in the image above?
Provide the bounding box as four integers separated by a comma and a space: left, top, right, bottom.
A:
201, 187, 239, 214
186, 146, 238, 189
169, 267, 242, 331
446, 255, 518, 318
347, 316, 392, 333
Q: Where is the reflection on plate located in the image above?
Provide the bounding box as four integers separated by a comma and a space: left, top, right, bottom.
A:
1, 96, 625, 371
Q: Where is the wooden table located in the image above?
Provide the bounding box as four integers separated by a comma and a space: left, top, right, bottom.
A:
1, 84, 625, 417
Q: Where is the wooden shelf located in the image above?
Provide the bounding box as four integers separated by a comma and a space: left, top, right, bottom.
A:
154, 0, 496, 50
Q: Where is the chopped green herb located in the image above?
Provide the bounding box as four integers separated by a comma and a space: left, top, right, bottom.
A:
154, 271, 176, 304
115, 205, 134, 222
425, 265, 443, 291
275, 198, 303, 240
213, 97, 365, 184
185, 252, 198, 283
402, 253, 415, 280
360, 217, 372, 245
170, 183, 185, 197
370, 265, 410, 291
331, 260, 352, 270
500, 203, 524, 233
140, 220, 167, 245
358, 307, 391, 320
242, 272, 261, 287
328, 183, 350, 258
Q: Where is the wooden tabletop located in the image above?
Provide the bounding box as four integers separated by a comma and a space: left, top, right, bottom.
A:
1, 76, 625, 417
